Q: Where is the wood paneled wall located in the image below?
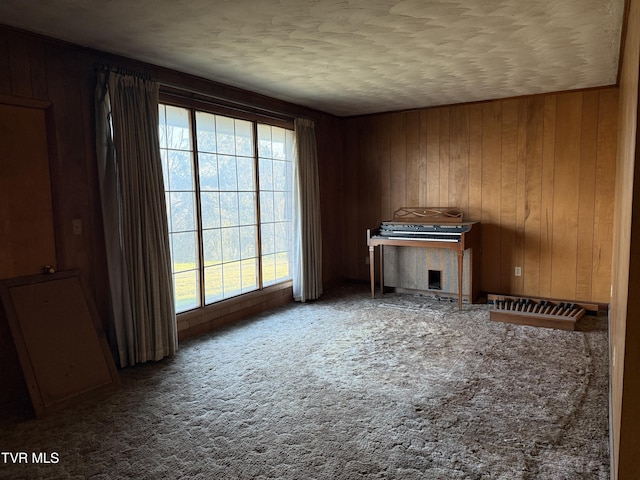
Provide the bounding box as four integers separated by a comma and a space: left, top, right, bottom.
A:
610, 0, 640, 477
343, 88, 618, 303
0, 26, 341, 406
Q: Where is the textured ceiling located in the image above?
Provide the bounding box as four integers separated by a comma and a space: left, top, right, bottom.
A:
0, 0, 624, 116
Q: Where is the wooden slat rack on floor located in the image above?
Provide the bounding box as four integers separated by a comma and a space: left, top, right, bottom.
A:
488, 294, 600, 331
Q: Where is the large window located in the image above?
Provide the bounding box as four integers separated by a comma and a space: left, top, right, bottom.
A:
159, 103, 294, 313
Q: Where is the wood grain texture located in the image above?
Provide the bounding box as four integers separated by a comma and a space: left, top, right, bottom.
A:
0, 104, 56, 279
0, 29, 11, 95
426, 109, 440, 208
593, 88, 618, 301
406, 111, 420, 207
346, 88, 617, 304
576, 91, 599, 301
539, 95, 557, 299
551, 93, 582, 300
468, 104, 483, 223
522, 96, 545, 297
439, 107, 451, 207
481, 101, 502, 294
449, 105, 469, 215
514, 99, 528, 295
500, 99, 518, 294
610, 0, 640, 477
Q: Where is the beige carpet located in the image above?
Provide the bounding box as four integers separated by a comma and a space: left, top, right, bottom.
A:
0, 283, 609, 479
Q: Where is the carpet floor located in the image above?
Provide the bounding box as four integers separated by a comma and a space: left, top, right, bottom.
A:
0, 284, 610, 479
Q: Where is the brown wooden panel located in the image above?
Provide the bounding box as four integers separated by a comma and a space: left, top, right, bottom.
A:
449, 105, 469, 216
522, 96, 545, 297
539, 95, 556, 298
0, 271, 119, 417
593, 88, 618, 302
438, 107, 450, 206
344, 118, 359, 279
426, 109, 440, 207
418, 110, 428, 205
513, 99, 528, 295
550, 92, 582, 300
379, 115, 392, 220
44, 46, 99, 278
468, 104, 483, 222
405, 111, 420, 206
0, 104, 56, 279
575, 91, 599, 300
0, 29, 11, 95
7, 30, 33, 98
500, 99, 519, 293
27, 35, 48, 101
481, 101, 502, 293
390, 112, 406, 212
610, 2, 639, 474
358, 116, 380, 278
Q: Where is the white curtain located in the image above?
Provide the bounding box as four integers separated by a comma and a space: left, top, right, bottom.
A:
95, 71, 177, 367
293, 118, 323, 302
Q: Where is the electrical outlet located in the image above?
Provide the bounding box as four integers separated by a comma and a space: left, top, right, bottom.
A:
365, 256, 370, 265
514, 266, 522, 277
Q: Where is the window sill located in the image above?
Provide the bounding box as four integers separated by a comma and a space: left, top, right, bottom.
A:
176, 280, 293, 340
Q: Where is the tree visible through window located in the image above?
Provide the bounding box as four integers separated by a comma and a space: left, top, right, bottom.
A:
159, 104, 294, 313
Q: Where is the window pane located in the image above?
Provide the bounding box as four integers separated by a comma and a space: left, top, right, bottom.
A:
216, 115, 235, 155
198, 153, 219, 191
238, 192, 256, 226
168, 150, 195, 191
236, 157, 255, 191
171, 232, 198, 272
159, 105, 167, 149
274, 191, 288, 222
160, 150, 169, 190
259, 158, 273, 190
201, 192, 220, 229
235, 119, 253, 156
241, 258, 258, 292
272, 127, 286, 160
286, 129, 295, 159
239, 225, 257, 258
261, 222, 275, 254
196, 111, 216, 153
170, 192, 196, 232
204, 265, 223, 304
274, 221, 290, 253
165, 192, 172, 231
202, 229, 222, 266
257, 124, 272, 157
218, 155, 238, 191
272, 160, 287, 191
262, 254, 276, 287
222, 227, 240, 263
275, 251, 290, 283
174, 270, 200, 313
220, 192, 239, 227
166, 105, 191, 150
260, 191, 274, 223
223, 261, 242, 297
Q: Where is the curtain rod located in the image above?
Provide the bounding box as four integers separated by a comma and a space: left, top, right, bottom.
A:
159, 82, 312, 124
94, 63, 152, 81
94, 63, 311, 124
